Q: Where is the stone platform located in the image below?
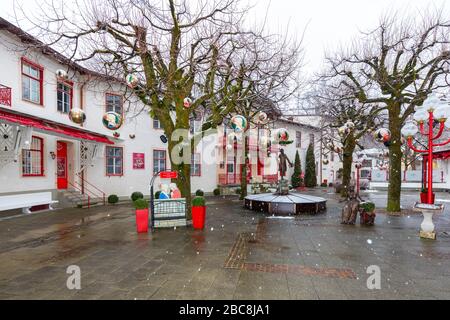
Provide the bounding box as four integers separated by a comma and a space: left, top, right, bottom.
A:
244, 192, 327, 215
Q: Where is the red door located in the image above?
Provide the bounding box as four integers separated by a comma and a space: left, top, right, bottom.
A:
57, 141, 68, 189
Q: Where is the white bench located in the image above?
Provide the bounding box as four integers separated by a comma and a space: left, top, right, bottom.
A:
0, 192, 58, 213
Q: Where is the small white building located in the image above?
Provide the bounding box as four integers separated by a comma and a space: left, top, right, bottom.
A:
0, 17, 339, 212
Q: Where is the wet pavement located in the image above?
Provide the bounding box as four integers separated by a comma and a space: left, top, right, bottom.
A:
1, 189, 450, 300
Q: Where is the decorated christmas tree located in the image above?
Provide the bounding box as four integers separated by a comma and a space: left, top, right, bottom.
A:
291, 150, 303, 188
304, 143, 317, 188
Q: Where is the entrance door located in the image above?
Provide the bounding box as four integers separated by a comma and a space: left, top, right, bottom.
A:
57, 141, 68, 189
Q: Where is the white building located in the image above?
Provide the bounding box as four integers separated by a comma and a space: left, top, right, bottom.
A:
0, 17, 337, 212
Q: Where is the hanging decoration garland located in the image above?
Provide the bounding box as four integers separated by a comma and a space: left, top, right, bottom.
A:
126, 74, 139, 89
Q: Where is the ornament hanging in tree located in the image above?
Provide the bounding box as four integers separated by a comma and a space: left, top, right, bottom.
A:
183, 97, 192, 108
68, 108, 86, 124
323, 159, 329, 165
126, 74, 139, 88
102, 111, 123, 130
113, 131, 120, 138
230, 115, 248, 132
256, 111, 269, 125
274, 128, 293, 145
56, 69, 68, 79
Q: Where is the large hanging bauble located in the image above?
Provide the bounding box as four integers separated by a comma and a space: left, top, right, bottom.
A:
126, 74, 139, 89
56, 69, 68, 79
183, 97, 192, 108
102, 111, 123, 130
374, 128, 391, 142
275, 128, 290, 143
230, 115, 248, 132
256, 111, 269, 124
322, 159, 329, 165
68, 108, 86, 124
345, 121, 355, 129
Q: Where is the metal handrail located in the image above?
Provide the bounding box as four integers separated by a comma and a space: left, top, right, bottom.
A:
75, 172, 106, 205
67, 180, 91, 208
72, 179, 105, 206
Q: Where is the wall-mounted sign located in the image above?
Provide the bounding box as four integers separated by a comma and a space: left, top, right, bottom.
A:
160, 171, 178, 179
132, 153, 145, 169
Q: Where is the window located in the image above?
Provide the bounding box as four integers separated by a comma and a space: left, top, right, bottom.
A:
309, 133, 315, 148
296, 131, 302, 148
106, 146, 123, 176
57, 81, 73, 113
227, 163, 234, 173
153, 150, 166, 174
106, 93, 123, 114
153, 117, 162, 129
22, 59, 43, 105
191, 153, 201, 176
330, 151, 335, 162
22, 136, 44, 176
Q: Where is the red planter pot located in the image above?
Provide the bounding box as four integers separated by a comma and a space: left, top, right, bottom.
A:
420, 192, 435, 204
135, 208, 149, 233
192, 206, 206, 230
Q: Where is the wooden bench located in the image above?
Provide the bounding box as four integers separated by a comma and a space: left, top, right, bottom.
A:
0, 192, 58, 213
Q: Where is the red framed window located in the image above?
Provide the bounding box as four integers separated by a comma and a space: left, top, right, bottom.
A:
153, 149, 166, 174
191, 153, 201, 176
22, 136, 44, 176
106, 146, 123, 176
106, 93, 123, 114
57, 81, 73, 113
21, 58, 44, 105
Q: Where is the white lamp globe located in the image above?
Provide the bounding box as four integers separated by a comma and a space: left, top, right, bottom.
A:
433, 103, 450, 121
401, 121, 418, 137
413, 108, 429, 123
422, 95, 441, 112
445, 118, 450, 129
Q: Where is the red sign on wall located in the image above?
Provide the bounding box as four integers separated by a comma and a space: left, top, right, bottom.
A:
132, 153, 145, 169
160, 171, 178, 179
0, 86, 12, 107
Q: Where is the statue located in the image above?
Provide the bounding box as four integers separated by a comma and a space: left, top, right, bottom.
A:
278, 148, 293, 178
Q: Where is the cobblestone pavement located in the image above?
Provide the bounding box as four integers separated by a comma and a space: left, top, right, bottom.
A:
1, 189, 450, 300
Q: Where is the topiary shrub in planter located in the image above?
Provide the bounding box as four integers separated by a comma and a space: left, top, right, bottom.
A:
195, 189, 204, 196
320, 182, 328, 187
235, 188, 241, 195
213, 188, 220, 196
154, 191, 161, 199
133, 199, 149, 233
192, 196, 206, 229
359, 201, 376, 226
131, 191, 144, 202
108, 194, 119, 205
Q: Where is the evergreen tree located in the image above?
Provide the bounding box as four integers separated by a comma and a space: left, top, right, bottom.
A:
291, 150, 302, 188
304, 143, 317, 188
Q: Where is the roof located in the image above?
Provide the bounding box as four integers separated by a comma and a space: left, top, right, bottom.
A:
276, 117, 321, 131
0, 17, 120, 82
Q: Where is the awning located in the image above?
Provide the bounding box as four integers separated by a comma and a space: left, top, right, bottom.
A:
0, 108, 114, 145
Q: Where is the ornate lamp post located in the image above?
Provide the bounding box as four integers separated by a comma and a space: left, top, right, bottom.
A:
401, 96, 450, 239
355, 161, 362, 197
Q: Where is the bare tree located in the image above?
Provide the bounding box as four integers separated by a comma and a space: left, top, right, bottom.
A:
15, 0, 302, 214
313, 82, 384, 197
322, 9, 450, 211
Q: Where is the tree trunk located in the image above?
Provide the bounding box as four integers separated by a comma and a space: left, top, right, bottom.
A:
387, 110, 402, 212
240, 135, 248, 200
341, 141, 355, 198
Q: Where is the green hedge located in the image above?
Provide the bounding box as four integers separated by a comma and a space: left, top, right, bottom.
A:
108, 194, 119, 204
195, 189, 205, 196
213, 188, 220, 196
133, 198, 148, 210
192, 196, 206, 207
131, 191, 144, 202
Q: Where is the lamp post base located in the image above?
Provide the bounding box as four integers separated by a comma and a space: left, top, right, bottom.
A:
419, 230, 436, 240
413, 202, 444, 240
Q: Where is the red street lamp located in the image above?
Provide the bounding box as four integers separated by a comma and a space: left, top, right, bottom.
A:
401, 96, 450, 204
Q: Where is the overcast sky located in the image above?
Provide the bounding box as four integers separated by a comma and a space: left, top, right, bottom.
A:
1, 0, 448, 76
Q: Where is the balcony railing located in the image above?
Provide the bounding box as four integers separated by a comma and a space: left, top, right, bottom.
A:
0, 84, 12, 107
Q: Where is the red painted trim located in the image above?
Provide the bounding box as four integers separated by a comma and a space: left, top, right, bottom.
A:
105, 146, 124, 177
22, 135, 45, 177
56, 80, 74, 112
105, 92, 124, 119
152, 148, 167, 174
21, 57, 44, 106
